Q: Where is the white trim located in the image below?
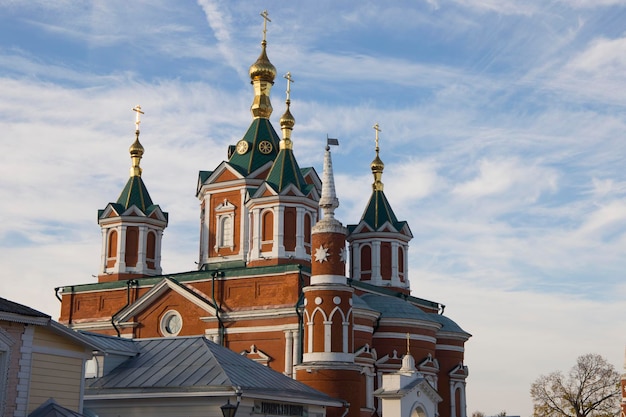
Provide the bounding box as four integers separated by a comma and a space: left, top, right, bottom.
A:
373, 332, 437, 344
302, 352, 354, 362
15, 325, 35, 417
354, 324, 374, 333
204, 324, 299, 335
310, 274, 347, 285
436, 344, 465, 352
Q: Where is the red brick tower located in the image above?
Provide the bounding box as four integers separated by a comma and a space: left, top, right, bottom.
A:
295, 142, 363, 417
96, 106, 168, 283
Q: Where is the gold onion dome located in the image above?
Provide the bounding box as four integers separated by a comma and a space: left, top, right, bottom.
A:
249, 41, 276, 83
129, 133, 144, 177
280, 101, 295, 129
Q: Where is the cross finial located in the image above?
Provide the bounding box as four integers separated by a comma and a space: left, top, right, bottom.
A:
406, 332, 410, 354
133, 105, 144, 132
373, 123, 381, 150
284, 72, 294, 102
260, 10, 271, 42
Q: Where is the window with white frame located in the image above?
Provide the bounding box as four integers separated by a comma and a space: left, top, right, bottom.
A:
215, 199, 236, 250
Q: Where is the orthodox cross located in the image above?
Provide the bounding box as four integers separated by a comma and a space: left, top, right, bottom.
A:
260, 10, 271, 42
373, 123, 381, 149
284, 72, 294, 101
133, 105, 144, 131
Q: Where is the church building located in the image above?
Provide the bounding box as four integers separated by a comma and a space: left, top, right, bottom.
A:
57, 13, 471, 417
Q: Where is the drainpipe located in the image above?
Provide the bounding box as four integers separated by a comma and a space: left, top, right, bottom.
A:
211, 270, 225, 346
111, 279, 138, 337
54, 287, 62, 302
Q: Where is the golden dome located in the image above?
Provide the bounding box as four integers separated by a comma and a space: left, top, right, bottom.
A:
249, 41, 276, 83
280, 101, 295, 130
371, 150, 384, 191
129, 133, 144, 177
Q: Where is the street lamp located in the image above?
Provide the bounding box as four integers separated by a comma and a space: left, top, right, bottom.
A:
220, 400, 238, 417
220, 388, 242, 417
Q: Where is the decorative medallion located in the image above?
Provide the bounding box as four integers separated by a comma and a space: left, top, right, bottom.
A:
258, 140, 273, 154
236, 140, 249, 154
314, 245, 329, 263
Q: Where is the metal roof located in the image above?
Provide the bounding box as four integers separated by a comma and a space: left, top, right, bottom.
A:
28, 398, 85, 417
85, 336, 341, 405
0, 297, 50, 318
361, 293, 434, 322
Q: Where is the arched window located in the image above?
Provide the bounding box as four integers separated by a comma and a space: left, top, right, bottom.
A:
261, 210, 274, 252
146, 231, 156, 269
125, 227, 139, 267
219, 216, 233, 248
360, 245, 371, 280
381, 242, 392, 280
284, 208, 296, 251
107, 230, 118, 268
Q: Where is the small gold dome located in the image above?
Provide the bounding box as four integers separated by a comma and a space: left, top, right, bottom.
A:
129, 136, 144, 158
371, 154, 384, 173
249, 41, 276, 83
280, 101, 295, 130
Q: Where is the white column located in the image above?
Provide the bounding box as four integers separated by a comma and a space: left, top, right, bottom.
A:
284, 330, 293, 377
240, 188, 248, 261
117, 225, 127, 271
295, 206, 305, 258
372, 241, 381, 282
100, 228, 108, 273
250, 208, 261, 260
136, 225, 147, 271
450, 381, 457, 417
292, 328, 301, 374
391, 241, 399, 286
155, 229, 164, 274
324, 320, 332, 352
275, 206, 284, 258
351, 242, 360, 280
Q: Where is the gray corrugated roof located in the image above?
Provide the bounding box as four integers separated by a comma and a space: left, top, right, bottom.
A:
28, 398, 85, 417
86, 336, 340, 405
427, 313, 471, 337
361, 293, 433, 321
78, 331, 140, 355
0, 297, 50, 318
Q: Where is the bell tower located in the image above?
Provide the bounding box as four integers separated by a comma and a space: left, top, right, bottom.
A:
295, 141, 362, 417
97, 106, 168, 283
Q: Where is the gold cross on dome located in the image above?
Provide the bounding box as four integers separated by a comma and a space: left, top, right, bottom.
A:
133, 105, 144, 131
260, 10, 271, 42
373, 123, 381, 149
284, 72, 294, 101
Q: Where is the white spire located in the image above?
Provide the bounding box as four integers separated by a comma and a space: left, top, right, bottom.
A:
319, 142, 339, 219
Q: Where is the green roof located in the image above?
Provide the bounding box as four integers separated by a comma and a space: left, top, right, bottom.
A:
228, 118, 280, 175
116, 176, 153, 212
97, 175, 168, 220
265, 148, 307, 193
354, 189, 408, 232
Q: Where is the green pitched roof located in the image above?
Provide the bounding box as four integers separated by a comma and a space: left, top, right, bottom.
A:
265, 148, 307, 193
117, 176, 153, 211
97, 175, 168, 220
228, 118, 280, 176
356, 189, 408, 232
